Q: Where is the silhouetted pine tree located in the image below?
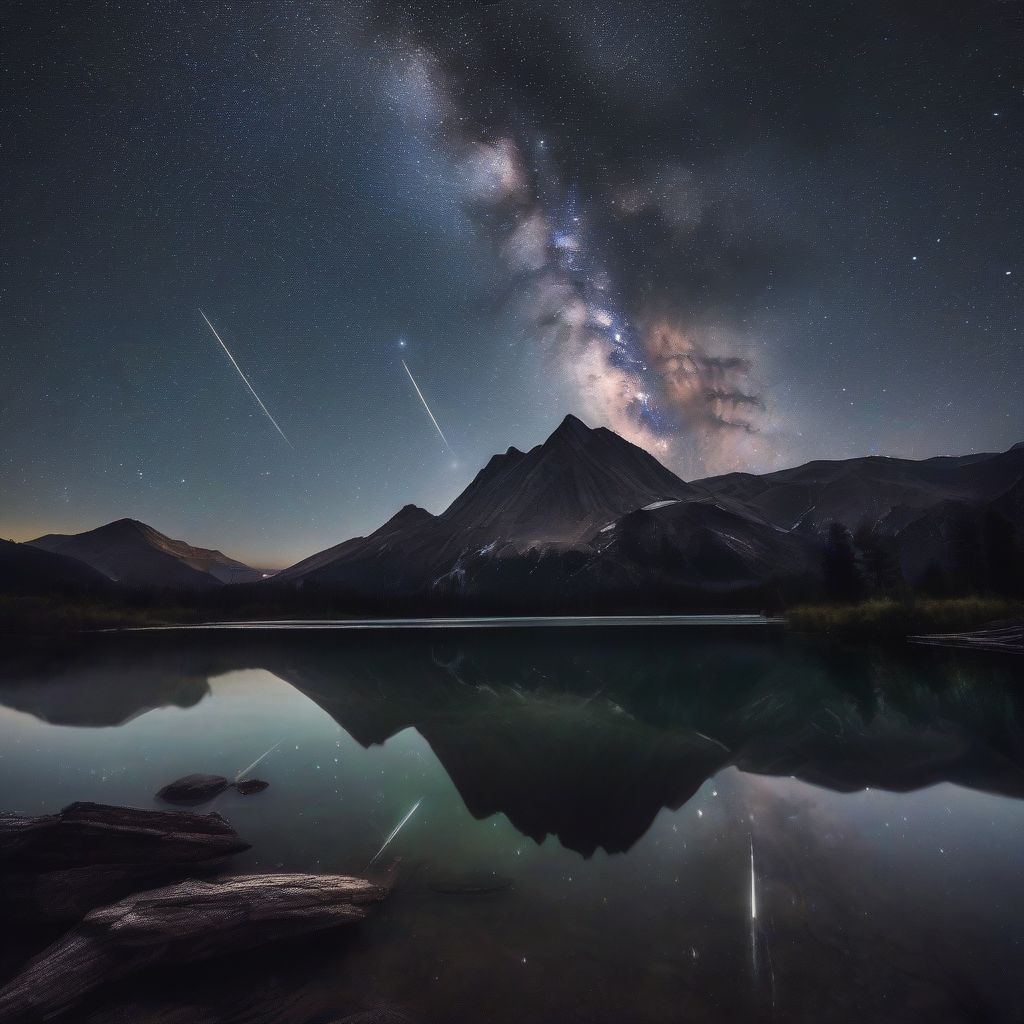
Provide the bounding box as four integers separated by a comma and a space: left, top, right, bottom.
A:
853, 520, 903, 596
822, 522, 865, 603
982, 509, 1022, 598
920, 560, 950, 598
949, 512, 985, 594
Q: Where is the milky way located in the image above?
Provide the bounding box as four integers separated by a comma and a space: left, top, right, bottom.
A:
380, 28, 771, 475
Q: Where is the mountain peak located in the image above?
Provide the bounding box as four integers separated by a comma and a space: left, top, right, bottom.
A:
384, 504, 434, 529
549, 413, 593, 440
104, 517, 151, 534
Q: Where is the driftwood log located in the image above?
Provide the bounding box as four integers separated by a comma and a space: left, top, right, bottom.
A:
0, 802, 249, 923
0, 873, 387, 1023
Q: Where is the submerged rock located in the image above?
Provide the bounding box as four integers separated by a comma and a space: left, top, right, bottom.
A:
0, 873, 387, 1023
234, 778, 270, 796
426, 871, 514, 896
156, 774, 231, 806
156, 774, 271, 805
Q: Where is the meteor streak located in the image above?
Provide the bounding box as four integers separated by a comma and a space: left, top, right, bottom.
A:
367, 797, 423, 868
198, 309, 293, 448
236, 739, 285, 782
750, 838, 757, 920
402, 359, 451, 450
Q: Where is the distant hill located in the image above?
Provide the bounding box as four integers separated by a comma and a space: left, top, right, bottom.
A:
0, 539, 116, 595
28, 519, 261, 590
693, 444, 1024, 532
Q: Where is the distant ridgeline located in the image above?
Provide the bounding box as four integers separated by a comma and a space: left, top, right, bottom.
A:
3, 419, 1022, 614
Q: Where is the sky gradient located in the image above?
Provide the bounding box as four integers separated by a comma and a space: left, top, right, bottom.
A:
2, 1, 1021, 567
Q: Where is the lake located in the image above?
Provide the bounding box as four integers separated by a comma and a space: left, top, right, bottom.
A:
2, 624, 1023, 1023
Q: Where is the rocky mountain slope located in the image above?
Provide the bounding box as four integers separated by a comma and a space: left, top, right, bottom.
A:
694, 442, 1024, 532
280, 415, 818, 604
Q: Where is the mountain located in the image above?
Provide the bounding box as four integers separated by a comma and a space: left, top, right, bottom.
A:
694, 443, 1024, 532
280, 414, 816, 605
440, 414, 697, 545
280, 414, 705, 596
0, 539, 116, 596
276, 419, 1024, 609
586, 494, 818, 589
13, 423, 1020, 607
273, 503, 438, 586
28, 519, 261, 589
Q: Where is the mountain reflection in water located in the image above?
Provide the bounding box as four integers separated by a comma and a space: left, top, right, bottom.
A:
1, 627, 1023, 1023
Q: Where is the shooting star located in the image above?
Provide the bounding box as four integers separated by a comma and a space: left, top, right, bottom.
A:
367, 798, 423, 868
198, 308, 293, 448
750, 837, 757, 920
402, 359, 451, 450
236, 739, 285, 782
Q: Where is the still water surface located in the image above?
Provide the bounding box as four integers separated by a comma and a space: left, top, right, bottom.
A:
1, 627, 1023, 1023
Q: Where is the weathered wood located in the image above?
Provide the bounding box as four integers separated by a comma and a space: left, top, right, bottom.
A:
0, 873, 386, 1023
0, 802, 249, 869
0, 862, 225, 924
0, 803, 250, 923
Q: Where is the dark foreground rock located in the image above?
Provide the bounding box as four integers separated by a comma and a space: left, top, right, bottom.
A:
0, 873, 386, 1023
0, 802, 248, 869
0, 802, 249, 923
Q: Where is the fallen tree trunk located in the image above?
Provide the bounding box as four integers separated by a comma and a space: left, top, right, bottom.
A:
0, 873, 386, 1023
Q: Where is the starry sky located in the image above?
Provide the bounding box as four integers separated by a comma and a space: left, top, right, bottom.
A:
2, 0, 1021, 568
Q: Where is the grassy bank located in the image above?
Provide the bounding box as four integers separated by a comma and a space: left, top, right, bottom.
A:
0, 596, 201, 634
786, 597, 1023, 640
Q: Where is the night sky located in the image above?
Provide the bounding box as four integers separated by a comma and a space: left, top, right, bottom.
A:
2, 1, 1021, 568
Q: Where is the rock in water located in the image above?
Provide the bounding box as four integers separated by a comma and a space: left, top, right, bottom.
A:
0, 802, 248, 869
156, 774, 231, 806
0, 873, 387, 1023
234, 778, 270, 796
0, 802, 249, 923
426, 871, 514, 896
